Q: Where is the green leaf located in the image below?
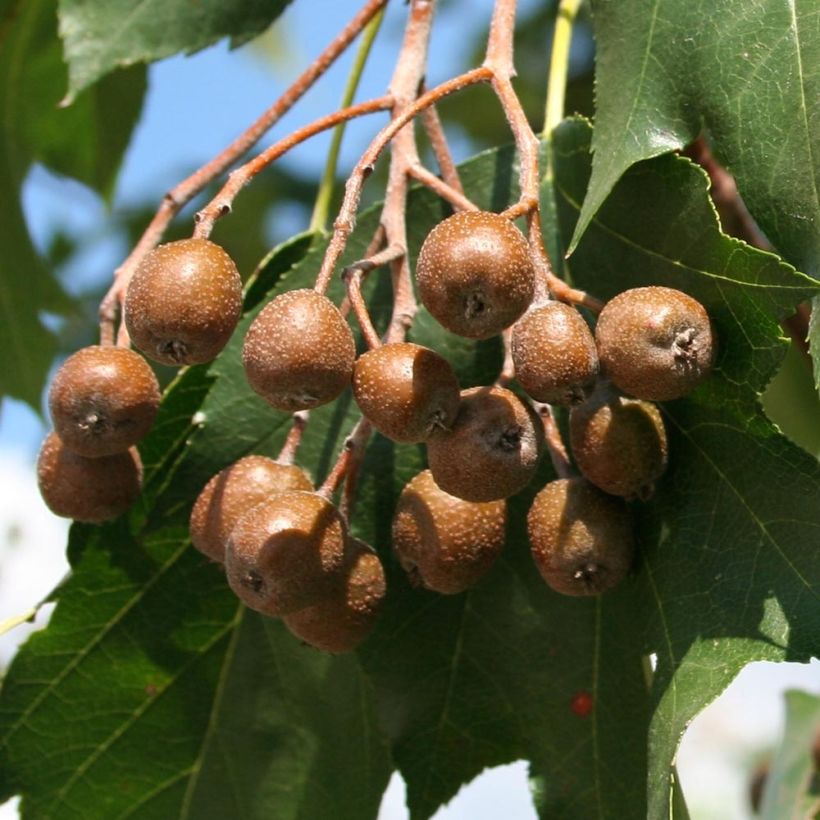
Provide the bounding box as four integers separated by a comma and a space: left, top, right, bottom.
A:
572, 0, 819, 278
553, 117, 820, 819
759, 690, 820, 820
810, 296, 820, 393
2, 124, 819, 820
0, 0, 146, 405
58, 0, 294, 101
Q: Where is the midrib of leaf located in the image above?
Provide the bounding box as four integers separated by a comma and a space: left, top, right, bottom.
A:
667, 414, 820, 599
417, 595, 468, 813
0, 540, 190, 749
177, 605, 245, 820
557, 175, 813, 293
788, 0, 820, 219
44, 618, 236, 816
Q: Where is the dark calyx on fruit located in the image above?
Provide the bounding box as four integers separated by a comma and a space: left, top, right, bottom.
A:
190, 455, 313, 563
426, 385, 544, 502
124, 238, 243, 366
569, 382, 668, 500
283, 538, 386, 653
243, 288, 356, 412
352, 342, 460, 442
595, 286, 715, 401
225, 490, 347, 616
392, 469, 507, 594
48, 345, 160, 457
527, 478, 634, 596
37, 432, 143, 523
511, 301, 599, 405
415, 211, 535, 339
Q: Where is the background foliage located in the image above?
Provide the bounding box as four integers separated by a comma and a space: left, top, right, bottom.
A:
0, 0, 818, 818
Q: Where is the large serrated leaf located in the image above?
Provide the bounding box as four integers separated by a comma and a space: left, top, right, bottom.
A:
2, 122, 819, 820
572, 0, 819, 279
58, 0, 294, 101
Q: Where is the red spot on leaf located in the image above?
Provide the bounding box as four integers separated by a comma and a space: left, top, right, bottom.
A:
570, 690, 594, 717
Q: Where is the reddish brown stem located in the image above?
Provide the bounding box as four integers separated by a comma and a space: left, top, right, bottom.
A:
194, 96, 393, 238
317, 418, 373, 501
496, 327, 515, 387
343, 243, 407, 349
407, 163, 478, 212
312, 65, 493, 294
276, 411, 310, 466
99, 0, 388, 346
420, 100, 465, 196
536, 402, 573, 479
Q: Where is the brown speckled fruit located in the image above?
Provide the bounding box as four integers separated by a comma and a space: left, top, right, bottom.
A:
415, 211, 535, 339
570, 383, 668, 500
125, 238, 242, 366
283, 538, 386, 652
426, 385, 544, 502
352, 342, 460, 442
511, 301, 599, 405
225, 490, 347, 616
190, 455, 313, 563
595, 286, 715, 400
528, 478, 634, 596
48, 345, 160, 457
37, 432, 142, 523
243, 288, 356, 411
392, 469, 506, 594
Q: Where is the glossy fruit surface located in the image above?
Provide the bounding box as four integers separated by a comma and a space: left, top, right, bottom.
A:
392, 469, 506, 594
283, 538, 386, 652
595, 286, 715, 400
570, 384, 668, 500
511, 301, 599, 405
352, 342, 460, 442
125, 238, 242, 365
37, 432, 142, 523
48, 345, 160, 457
426, 385, 544, 502
243, 288, 356, 411
415, 211, 535, 339
225, 490, 346, 616
528, 478, 634, 596
190, 456, 313, 562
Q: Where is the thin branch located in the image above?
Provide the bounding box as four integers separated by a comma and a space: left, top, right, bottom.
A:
496, 327, 515, 387
535, 402, 573, 479
419, 99, 465, 195
407, 162, 478, 212
317, 418, 373, 501
194, 96, 393, 238
99, 0, 388, 346
312, 65, 493, 293
276, 411, 310, 466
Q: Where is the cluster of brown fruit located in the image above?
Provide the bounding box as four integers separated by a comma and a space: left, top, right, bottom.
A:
37, 208, 715, 653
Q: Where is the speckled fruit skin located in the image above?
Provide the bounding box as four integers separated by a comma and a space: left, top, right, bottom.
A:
225, 490, 347, 616
415, 211, 535, 339
243, 288, 356, 412
48, 345, 160, 457
511, 301, 599, 405
190, 456, 313, 563
37, 432, 142, 523
426, 385, 544, 502
392, 469, 507, 594
569, 384, 668, 500
283, 538, 386, 652
352, 342, 460, 443
595, 286, 715, 401
527, 478, 634, 597
124, 238, 242, 366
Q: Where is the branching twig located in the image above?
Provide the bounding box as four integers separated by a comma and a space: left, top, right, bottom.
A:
99, 0, 389, 346
420, 100, 465, 195
277, 411, 310, 466
535, 402, 573, 479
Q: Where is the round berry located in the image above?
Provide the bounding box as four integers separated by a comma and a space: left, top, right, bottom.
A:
415, 211, 535, 339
